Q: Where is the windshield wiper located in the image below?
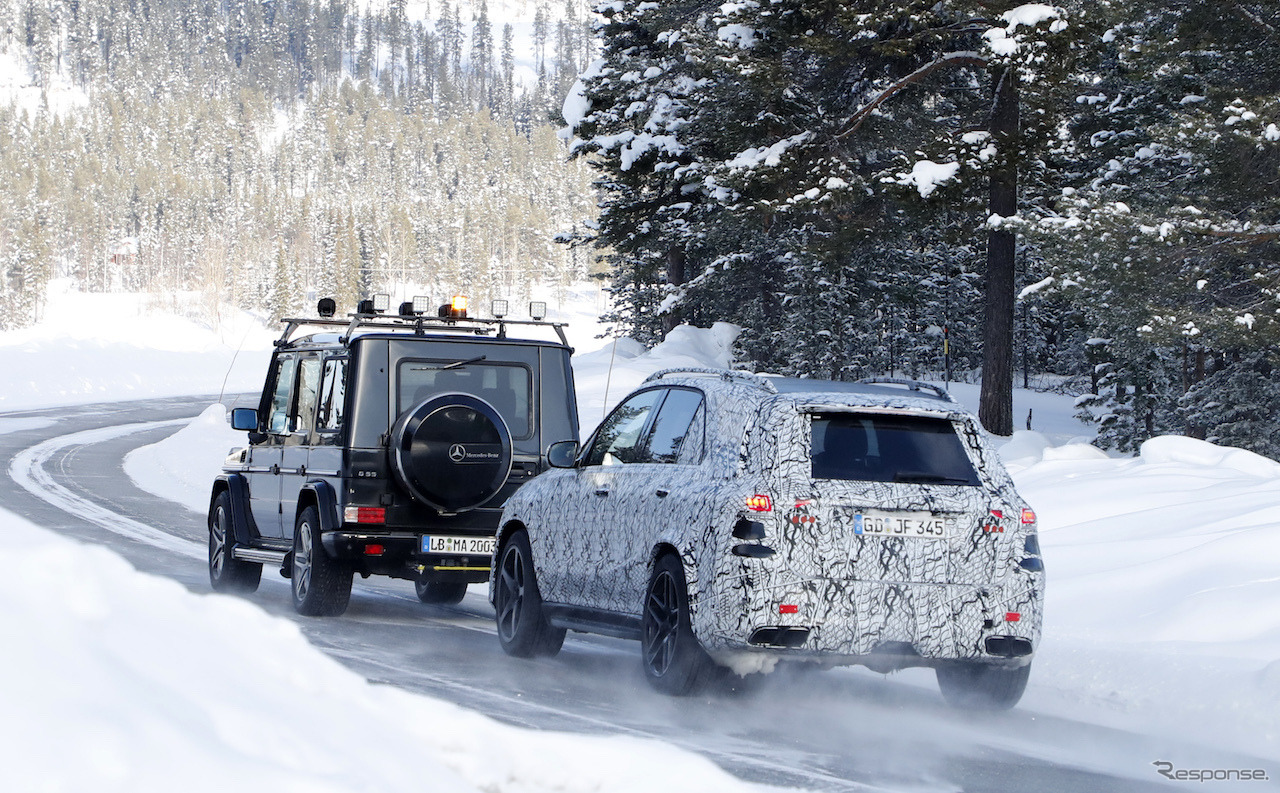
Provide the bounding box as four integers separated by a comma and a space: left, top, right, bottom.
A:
442, 355, 487, 370
892, 471, 973, 485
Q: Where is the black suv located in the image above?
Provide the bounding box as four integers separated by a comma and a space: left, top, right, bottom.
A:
207, 296, 579, 616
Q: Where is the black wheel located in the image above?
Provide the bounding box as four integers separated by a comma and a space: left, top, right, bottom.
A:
415, 579, 468, 605
207, 491, 261, 594
494, 531, 565, 658
291, 506, 353, 617
936, 662, 1031, 711
641, 553, 714, 695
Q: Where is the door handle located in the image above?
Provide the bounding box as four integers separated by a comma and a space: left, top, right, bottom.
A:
655, 488, 670, 498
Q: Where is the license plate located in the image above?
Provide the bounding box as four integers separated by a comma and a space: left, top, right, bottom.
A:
853, 511, 949, 538
421, 535, 496, 555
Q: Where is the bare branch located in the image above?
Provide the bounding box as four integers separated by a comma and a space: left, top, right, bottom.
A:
834, 51, 989, 141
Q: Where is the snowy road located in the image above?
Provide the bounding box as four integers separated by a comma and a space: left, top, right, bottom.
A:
2, 397, 1243, 792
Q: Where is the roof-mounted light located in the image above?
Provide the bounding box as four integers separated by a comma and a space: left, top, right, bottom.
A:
413, 295, 432, 314
398, 301, 417, 317
438, 295, 469, 319
491, 299, 509, 319
529, 301, 547, 321
317, 297, 337, 318
357, 294, 391, 315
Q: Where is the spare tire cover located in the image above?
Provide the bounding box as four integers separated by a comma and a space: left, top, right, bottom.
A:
389, 392, 513, 513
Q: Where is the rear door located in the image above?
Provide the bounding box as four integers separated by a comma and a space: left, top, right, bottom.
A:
280, 354, 322, 541
603, 387, 707, 611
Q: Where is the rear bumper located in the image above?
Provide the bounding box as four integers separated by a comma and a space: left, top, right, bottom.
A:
321, 528, 492, 583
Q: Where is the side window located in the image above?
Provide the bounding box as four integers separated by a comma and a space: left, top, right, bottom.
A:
675, 403, 705, 466
317, 357, 348, 438
266, 354, 299, 435
645, 388, 704, 465
289, 356, 322, 435
584, 389, 664, 466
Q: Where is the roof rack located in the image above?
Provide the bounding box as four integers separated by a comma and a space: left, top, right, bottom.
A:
274, 312, 571, 349
644, 368, 778, 393
854, 377, 955, 402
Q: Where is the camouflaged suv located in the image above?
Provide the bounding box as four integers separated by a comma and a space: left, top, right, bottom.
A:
491, 369, 1043, 708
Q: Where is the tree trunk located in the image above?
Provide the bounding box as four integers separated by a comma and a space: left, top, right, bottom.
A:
979, 66, 1018, 436
662, 246, 687, 335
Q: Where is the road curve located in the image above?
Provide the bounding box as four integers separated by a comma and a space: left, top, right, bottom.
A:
1, 396, 1217, 792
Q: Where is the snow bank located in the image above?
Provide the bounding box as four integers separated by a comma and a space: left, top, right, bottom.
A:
0, 280, 277, 411
123, 404, 244, 513
1013, 434, 1280, 760
573, 322, 739, 434
0, 507, 777, 793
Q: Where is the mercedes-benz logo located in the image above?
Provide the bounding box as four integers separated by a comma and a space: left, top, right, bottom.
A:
448, 444, 467, 463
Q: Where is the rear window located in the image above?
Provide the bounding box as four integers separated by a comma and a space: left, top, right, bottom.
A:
810, 413, 980, 486
398, 359, 532, 439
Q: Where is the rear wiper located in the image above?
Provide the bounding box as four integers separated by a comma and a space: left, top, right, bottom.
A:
442, 355, 487, 370
893, 471, 972, 485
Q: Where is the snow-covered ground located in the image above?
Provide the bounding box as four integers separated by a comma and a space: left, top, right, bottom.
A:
0, 280, 278, 412
8, 283, 1280, 787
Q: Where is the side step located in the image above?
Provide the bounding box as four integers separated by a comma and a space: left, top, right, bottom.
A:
232, 547, 288, 565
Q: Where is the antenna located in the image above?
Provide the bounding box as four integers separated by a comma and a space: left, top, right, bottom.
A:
601, 336, 619, 423
218, 318, 257, 406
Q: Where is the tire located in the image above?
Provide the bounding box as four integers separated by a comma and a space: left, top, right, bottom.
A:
641, 553, 715, 696
415, 579, 468, 605
207, 491, 261, 594
291, 506, 353, 617
493, 531, 565, 658
935, 661, 1031, 711
389, 392, 513, 513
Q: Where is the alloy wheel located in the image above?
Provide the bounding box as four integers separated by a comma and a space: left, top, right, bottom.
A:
496, 543, 525, 643
643, 569, 680, 677
294, 521, 313, 602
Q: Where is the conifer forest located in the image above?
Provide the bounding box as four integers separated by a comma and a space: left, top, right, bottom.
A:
3, 1, 1280, 454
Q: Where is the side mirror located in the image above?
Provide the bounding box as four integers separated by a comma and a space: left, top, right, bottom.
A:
230, 407, 259, 432
546, 440, 579, 469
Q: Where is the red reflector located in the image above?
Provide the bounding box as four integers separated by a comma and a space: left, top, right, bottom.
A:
364, 544, 385, 556
990, 509, 1004, 519
1006, 612, 1021, 622
779, 604, 799, 614
1021, 508, 1036, 525
746, 494, 773, 512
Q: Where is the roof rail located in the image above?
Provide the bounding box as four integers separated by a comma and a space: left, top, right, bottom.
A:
854, 377, 956, 402
644, 368, 778, 393
274, 313, 570, 349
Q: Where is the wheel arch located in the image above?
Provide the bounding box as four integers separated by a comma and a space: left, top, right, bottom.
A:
210, 473, 254, 546
297, 479, 341, 532
648, 541, 706, 638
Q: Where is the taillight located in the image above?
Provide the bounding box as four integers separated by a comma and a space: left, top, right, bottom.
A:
745, 494, 773, 512
1021, 508, 1036, 525
343, 506, 386, 524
